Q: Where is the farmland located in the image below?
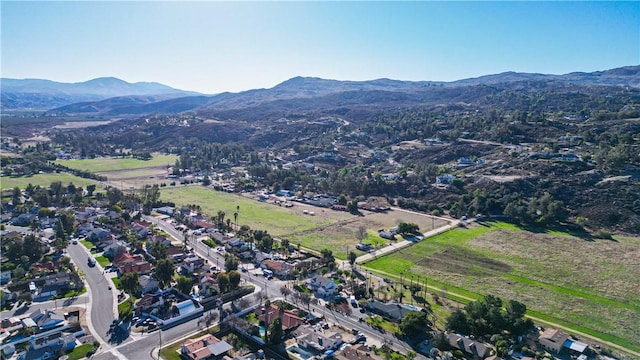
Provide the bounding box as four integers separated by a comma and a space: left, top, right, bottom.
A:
56, 154, 177, 173
159, 186, 447, 259
365, 221, 640, 351
1, 172, 103, 190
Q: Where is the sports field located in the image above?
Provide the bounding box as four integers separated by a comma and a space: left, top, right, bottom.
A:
365, 221, 640, 351
1, 173, 103, 190
159, 186, 448, 259
56, 154, 177, 173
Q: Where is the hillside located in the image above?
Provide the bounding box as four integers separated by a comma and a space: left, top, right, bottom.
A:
0, 77, 200, 110
36, 65, 640, 117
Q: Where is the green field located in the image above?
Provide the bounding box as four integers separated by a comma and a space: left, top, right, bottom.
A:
0, 173, 103, 190
67, 344, 94, 360
160, 186, 334, 237
365, 221, 640, 351
56, 154, 177, 173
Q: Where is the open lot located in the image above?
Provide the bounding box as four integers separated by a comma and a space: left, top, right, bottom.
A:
159, 186, 447, 259
56, 153, 177, 173
1, 172, 103, 190
365, 221, 640, 351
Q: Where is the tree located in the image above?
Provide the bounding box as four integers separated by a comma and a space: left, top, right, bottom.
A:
155, 259, 175, 289
217, 272, 230, 293
86, 184, 96, 196
150, 240, 168, 260
399, 311, 431, 338
23, 234, 42, 262
445, 309, 471, 335
120, 272, 140, 296
176, 275, 193, 295
202, 176, 211, 186
228, 270, 241, 290
349, 251, 357, 266
20, 292, 33, 304
280, 285, 292, 300
356, 226, 367, 242
225, 255, 239, 272
397, 222, 420, 235
12, 187, 21, 205
267, 317, 283, 344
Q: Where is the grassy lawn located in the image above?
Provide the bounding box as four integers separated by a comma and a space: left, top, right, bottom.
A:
365, 221, 640, 352
1, 173, 102, 189
67, 344, 94, 360
365, 315, 399, 334
80, 240, 93, 249
95, 255, 110, 267
112, 277, 121, 290
118, 297, 137, 319
63, 287, 87, 298
160, 186, 332, 237
56, 153, 177, 173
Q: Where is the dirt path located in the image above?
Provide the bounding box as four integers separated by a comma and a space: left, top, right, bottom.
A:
368, 267, 640, 359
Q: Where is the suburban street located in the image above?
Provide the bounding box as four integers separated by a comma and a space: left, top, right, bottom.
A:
67, 242, 120, 345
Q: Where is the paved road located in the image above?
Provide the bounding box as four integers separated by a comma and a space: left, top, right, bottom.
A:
67, 242, 118, 344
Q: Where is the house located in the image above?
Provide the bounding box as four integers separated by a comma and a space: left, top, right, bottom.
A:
167, 245, 186, 262
103, 243, 127, 259
87, 228, 112, 243
0, 271, 11, 284
75, 223, 95, 237
336, 344, 383, 360
363, 299, 416, 322
29, 309, 66, 330
296, 326, 343, 352
114, 253, 152, 275
138, 275, 159, 294
131, 220, 152, 237
261, 259, 294, 278
255, 304, 303, 331
181, 334, 233, 360
135, 293, 162, 312
538, 328, 570, 353
436, 174, 455, 185
34, 273, 71, 301
447, 333, 489, 359
10, 213, 36, 226
154, 206, 175, 216
538, 328, 588, 354
308, 275, 338, 298
192, 220, 215, 231
180, 256, 205, 274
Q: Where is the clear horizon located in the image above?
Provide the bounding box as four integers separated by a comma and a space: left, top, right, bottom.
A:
2, 1, 639, 94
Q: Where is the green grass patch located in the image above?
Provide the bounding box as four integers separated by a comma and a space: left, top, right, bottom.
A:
80, 240, 93, 249
63, 287, 87, 298
1, 173, 102, 190
111, 277, 121, 290
56, 153, 177, 173
118, 297, 136, 319
365, 315, 399, 334
66, 344, 94, 360
160, 186, 331, 237
95, 255, 110, 267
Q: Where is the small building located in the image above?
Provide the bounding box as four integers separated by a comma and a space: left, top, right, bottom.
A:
538, 328, 570, 353
181, 333, 232, 360
255, 304, 303, 331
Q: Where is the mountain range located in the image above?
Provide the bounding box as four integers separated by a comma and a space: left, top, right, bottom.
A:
2, 65, 639, 114
0, 77, 199, 110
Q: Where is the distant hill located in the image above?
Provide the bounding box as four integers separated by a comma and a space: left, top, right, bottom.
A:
0, 77, 201, 110
8, 65, 640, 115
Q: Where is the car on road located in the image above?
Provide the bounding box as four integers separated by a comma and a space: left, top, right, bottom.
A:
72, 240, 78, 245
108, 285, 112, 290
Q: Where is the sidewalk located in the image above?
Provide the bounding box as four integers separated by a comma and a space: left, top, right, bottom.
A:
356, 219, 460, 264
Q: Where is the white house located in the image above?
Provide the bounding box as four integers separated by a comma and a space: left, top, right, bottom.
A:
308, 275, 338, 298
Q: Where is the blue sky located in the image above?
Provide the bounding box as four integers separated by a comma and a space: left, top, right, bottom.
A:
2, 1, 639, 94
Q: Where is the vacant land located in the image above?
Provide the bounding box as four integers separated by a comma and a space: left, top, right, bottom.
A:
366, 221, 640, 351
56, 154, 177, 173
160, 186, 447, 259
1, 173, 103, 189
